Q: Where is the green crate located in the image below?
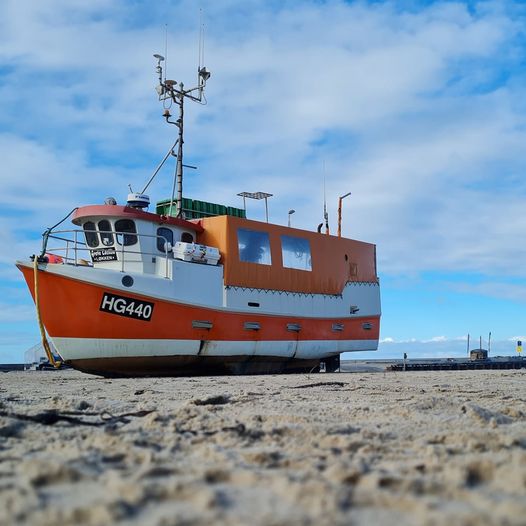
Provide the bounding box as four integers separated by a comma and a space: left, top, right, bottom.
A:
156, 197, 247, 219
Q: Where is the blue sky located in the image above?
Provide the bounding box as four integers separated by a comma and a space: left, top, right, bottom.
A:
1, 0, 525, 362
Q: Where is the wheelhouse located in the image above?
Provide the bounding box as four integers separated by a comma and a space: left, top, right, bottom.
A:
72, 205, 202, 274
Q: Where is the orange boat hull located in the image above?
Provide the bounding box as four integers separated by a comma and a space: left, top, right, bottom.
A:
19, 263, 379, 377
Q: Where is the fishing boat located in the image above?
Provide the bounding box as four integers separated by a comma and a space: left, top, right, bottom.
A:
16, 55, 381, 377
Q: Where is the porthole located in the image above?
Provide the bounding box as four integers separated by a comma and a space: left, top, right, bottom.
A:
122, 275, 134, 287
181, 232, 194, 243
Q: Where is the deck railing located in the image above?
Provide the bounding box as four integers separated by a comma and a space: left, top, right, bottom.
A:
41, 229, 174, 278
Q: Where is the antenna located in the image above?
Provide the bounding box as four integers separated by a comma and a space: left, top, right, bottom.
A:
198, 8, 204, 70
152, 30, 211, 218
467, 333, 470, 356
164, 24, 168, 83
201, 21, 206, 70
488, 331, 491, 355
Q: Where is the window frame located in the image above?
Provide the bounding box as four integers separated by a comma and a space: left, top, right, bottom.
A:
83, 221, 99, 248
280, 234, 312, 271
237, 228, 272, 266
115, 219, 138, 246
98, 219, 114, 247
157, 227, 174, 253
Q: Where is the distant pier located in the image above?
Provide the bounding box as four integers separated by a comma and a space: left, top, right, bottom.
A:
387, 358, 525, 372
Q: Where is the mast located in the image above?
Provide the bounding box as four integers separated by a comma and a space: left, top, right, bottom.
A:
337, 192, 351, 237
153, 54, 210, 218
323, 169, 329, 235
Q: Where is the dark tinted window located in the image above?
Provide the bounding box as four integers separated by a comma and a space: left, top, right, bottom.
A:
115, 219, 137, 246
237, 228, 271, 265
181, 232, 194, 243
157, 227, 173, 252
98, 219, 114, 247
83, 221, 99, 248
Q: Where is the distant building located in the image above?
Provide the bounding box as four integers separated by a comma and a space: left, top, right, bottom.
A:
470, 349, 488, 361
24, 342, 58, 369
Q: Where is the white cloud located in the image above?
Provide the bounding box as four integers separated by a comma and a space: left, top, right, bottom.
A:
347, 334, 520, 361
0, 135, 138, 274
423, 336, 448, 343
380, 335, 464, 345
446, 281, 526, 303
0, 302, 36, 323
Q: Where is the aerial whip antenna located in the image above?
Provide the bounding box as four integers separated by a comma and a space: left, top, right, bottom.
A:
164, 24, 168, 83
198, 8, 204, 70
201, 21, 206, 69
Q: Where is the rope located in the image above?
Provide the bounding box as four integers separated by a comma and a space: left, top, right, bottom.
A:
33, 257, 62, 369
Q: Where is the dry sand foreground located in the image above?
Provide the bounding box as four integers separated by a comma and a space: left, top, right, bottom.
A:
0, 369, 525, 526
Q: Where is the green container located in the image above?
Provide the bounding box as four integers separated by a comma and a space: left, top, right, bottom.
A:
156, 197, 247, 219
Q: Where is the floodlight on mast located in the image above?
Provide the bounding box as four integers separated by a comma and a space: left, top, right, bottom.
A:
288, 209, 295, 228
153, 54, 165, 87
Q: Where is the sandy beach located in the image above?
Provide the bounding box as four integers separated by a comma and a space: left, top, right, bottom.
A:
0, 369, 525, 525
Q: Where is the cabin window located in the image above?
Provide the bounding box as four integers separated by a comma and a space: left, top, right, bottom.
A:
237, 228, 271, 265
181, 232, 194, 243
115, 219, 137, 246
157, 227, 173, 252
98, 219, 114, 247
281, 235, 312, 271
83, 221, 99, 248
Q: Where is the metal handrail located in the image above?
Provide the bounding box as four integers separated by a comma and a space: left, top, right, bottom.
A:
39, 207, 79, 259
42, 228, 178, 278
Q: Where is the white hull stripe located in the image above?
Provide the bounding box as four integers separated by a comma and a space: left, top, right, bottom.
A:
52, 337, 379, 361
20, 261, 381, 319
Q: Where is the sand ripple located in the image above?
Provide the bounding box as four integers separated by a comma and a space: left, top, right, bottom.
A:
0, 370, 525, 525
